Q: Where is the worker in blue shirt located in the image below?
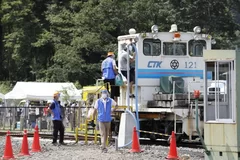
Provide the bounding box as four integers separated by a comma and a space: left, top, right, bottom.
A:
48, 92, 66, 145
90, 89, 118, 153
101, 52, 119, 103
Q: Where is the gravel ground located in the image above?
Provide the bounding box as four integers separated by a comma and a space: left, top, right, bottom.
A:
0, 136, 204, 160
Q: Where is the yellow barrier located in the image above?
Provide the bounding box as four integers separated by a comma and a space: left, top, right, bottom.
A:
85, 118, 88, 144
75, 113, 100, 145
94, 119, 98, 144
78, 134, 101, 138
75, 82, 129, 145
75, 127, 79, 142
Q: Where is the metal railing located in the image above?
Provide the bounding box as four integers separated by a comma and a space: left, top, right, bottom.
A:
0, 105, 84, 132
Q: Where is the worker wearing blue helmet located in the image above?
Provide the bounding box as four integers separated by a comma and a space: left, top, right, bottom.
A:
91, 89, 118, 153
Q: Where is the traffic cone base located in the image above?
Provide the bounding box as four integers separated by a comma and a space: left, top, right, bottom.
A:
129, 148, 144, 153
19, 130, 30, 156
19, 153, 30, 156
166, 131, 179, 160
129, 127, 143, 153
2, 131, 15, 160
2, 155, 15, 160
166, 156, 179, 159
31, 148, 41, 152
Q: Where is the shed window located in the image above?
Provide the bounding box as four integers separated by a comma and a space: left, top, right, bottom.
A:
205, 61, 235, 123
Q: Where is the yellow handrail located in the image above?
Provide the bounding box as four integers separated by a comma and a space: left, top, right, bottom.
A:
75, 81, 129, 145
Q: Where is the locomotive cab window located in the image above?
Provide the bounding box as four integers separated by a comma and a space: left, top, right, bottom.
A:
189, 40, 206, 57
143, 39, 161, 56
163, 42, 186, 56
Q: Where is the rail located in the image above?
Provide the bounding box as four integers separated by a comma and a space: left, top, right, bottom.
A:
138, 130, 169, 137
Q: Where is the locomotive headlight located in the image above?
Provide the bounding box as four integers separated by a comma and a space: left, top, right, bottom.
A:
194, 35, 200, 40
134, 36, 139, 43
193, 26, 201, 34
151, 25, 158, 33
211, 38, 216, 44
153, 34, 158, 39
129, 28, 136, 35
169, 24, 178, 32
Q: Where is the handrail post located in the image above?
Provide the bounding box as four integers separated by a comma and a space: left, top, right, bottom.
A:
85, 118, 88, 144
75, 127, 78, 143
194, 90, 210, 155
94, 114, 97, 144
126, 45, 130, 111
132, 43, 140, 133
173, 81, 176, 133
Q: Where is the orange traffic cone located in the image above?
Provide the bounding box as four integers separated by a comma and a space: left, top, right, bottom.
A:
19, 130, 30, 156
129, 127, 143, 153
31, 125, 41, 152
166, 131, 179, 160
2, 131, 14, 160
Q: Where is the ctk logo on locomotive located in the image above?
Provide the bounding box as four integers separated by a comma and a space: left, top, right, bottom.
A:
147, 61, 162, 68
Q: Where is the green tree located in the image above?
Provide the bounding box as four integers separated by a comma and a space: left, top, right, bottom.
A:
166, 0, 239, 49
1, 0, 41, 81
0, 0, 239, 87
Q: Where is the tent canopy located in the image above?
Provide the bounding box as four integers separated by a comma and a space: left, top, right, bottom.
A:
4, 82, 81, 101
0, 93, 4, 99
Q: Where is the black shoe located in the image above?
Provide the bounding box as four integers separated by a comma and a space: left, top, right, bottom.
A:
52, 142, 58, 146
91, 122, 96, 128
89, 120, 96, 128
101, 148, 108, 153
129, 94, 135, 98
59, 142, 67, 145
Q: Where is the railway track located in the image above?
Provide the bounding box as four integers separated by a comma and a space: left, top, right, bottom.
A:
0, 131, 202, 148
0, 131, 94, 141
140, 139, 202, 149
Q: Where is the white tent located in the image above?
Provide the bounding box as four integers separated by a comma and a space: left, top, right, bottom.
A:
4, 82, 81, 100
0, 93, 4, 99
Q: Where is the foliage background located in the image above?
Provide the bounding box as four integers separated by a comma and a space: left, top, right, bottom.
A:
0, 0, 239, 92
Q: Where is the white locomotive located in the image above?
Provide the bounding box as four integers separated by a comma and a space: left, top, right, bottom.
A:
116, 24, 216, 141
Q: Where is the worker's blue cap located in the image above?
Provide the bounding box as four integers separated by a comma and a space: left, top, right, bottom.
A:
101, 89, 108, 93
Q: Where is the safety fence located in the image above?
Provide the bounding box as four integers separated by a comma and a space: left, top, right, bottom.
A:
0, 105, 86, 132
